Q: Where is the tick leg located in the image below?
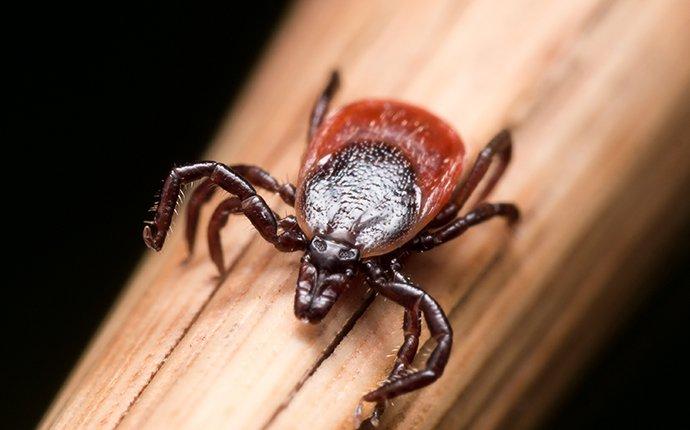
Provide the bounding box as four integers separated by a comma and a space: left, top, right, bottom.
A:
185, 179, 217, 255
233, 164, 297, 205
359, 264, 422, 427
412, 202, 519, 252
185, 164, 296, 255
455, 129, 512, 209
308, 70, 340, 142
360, 261, 453, 404
389, 308, 422, 379
360, 307, 422, 428
428, 129, 512, 229
143, 162, 306, 254
425, 201, 460, 229
207, 197, 305, 274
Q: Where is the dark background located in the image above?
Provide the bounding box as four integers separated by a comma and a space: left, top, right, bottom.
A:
4, 1, 689, 428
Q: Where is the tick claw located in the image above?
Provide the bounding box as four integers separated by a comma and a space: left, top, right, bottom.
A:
354, 397, 386, 429
354, 401, 364, 429
143, 224, 162, 251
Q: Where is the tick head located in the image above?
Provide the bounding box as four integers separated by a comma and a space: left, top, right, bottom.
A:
294, 235, 360, 323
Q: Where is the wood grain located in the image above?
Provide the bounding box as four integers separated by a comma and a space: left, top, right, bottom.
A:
41, 1, 690, 429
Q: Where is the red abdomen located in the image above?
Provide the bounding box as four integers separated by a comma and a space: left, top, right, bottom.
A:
295, 99, 465, 256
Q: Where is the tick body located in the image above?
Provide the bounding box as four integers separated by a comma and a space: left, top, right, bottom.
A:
295, 99, 465, 257
143, 71, 519, 427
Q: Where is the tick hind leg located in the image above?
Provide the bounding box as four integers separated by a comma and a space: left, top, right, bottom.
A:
416, 130, 518, 251
412, 202, 518, 252
143, 162, 306, 257
185, 164, 297, 255
359, 261, 452, 413
308, 70, 340, 142
428, 129, 513, 228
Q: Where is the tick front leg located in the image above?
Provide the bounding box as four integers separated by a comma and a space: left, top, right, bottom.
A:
144, 162, 301, 253
361, 261, 453, 404
412, 202, 519, 252
232, 164, 297, 205
185, 179, 217, 255
308, 70, 340, 142
207, 197, 306, 274
184, 164, 296, 255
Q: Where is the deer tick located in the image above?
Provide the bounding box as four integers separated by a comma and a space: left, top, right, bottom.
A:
143, 71, 519, 427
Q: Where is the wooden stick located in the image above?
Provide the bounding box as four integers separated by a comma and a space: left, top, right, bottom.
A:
41, 1, 690, 429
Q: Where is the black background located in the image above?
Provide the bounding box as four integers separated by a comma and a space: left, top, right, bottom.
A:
4, 1, 689, 428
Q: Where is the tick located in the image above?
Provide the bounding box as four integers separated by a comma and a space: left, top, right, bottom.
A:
143, 71, 519, 427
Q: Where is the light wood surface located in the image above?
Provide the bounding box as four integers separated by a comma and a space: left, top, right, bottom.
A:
41, 1, 690, 429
